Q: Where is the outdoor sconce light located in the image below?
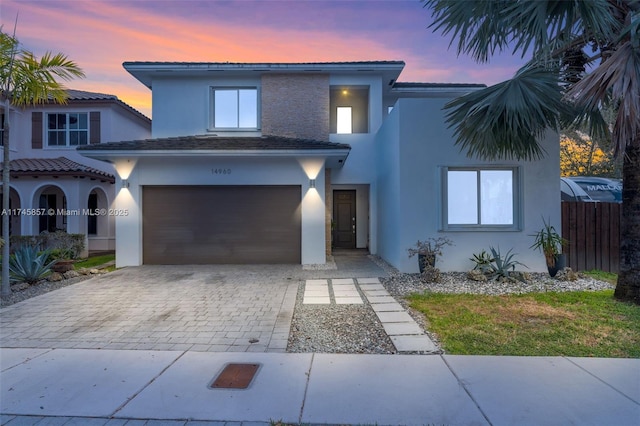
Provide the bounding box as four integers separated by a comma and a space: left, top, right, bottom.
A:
121, 179, 130, 189
309, 179, 316, 189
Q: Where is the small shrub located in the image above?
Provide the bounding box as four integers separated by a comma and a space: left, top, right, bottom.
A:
10, 232, 85, 259
9, 246, 57, 284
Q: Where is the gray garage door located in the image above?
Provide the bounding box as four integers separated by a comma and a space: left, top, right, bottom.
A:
142, 185, 301, 264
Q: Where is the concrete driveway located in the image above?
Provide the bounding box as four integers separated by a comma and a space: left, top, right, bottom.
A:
0, 256, 386, 353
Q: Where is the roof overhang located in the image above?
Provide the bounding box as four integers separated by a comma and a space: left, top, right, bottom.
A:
123, 61, 406, 90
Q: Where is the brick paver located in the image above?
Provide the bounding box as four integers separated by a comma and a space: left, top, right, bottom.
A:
0, 265, 297, 353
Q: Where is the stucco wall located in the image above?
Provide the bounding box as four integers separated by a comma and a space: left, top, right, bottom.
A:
377, 97, 561, 273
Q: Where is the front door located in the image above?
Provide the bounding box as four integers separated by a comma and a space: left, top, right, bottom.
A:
333, 190, 356, 249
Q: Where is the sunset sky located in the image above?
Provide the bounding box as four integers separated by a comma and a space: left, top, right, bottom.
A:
1, 0, 524, 117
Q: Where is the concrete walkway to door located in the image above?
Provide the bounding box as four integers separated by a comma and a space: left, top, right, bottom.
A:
0, 253, 386, 353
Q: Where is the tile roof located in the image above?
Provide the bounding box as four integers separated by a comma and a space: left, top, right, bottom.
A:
64, 90, 118, 100
2, 157, 114, 182
77, 135, 351, 152
124, 60, 405, 67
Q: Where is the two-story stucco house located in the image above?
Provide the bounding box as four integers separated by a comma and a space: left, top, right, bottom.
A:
1, 90, 151, 252
79, 61, 560, 272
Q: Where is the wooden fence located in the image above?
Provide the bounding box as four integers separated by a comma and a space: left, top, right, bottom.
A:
561, 201, 621, 273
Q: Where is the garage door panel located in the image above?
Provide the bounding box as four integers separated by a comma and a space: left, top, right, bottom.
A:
143, 186, 301, 264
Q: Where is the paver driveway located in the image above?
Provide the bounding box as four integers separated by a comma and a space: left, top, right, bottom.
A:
0, 265, 302, 352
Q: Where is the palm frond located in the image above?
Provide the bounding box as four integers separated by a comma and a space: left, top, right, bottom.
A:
444, 64, 567, 161
423, 0, 515, 63
565, 40, 640, 156
9, 49, 84, 106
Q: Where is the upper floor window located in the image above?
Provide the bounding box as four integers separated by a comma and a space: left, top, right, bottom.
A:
47, 113, 88, 146
442, 166, 520, 230
212, 88, 258, 129
0, 113, 4, 145
330, 86, 369, 134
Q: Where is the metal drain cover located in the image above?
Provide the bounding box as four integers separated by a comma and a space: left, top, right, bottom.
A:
209, 363, 260, 389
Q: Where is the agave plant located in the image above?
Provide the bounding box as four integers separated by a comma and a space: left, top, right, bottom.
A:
8, 246, 57, 284
481, 246, 528, 283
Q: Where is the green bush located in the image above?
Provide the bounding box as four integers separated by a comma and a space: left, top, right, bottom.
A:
9, 246, 57, 284
10, 232, 85, 259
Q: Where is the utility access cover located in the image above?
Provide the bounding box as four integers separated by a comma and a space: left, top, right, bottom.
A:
209, 363, 260, 389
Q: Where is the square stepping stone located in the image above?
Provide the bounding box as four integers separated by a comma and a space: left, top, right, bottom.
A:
335, 297, 364, 305
357, 278, 380, 284
333, 290, 360, 297
391, 335, 438, 352
303, 297, 330, 304
306, 279, 328, 285
370, 302, 404, 312
332, 278, 354, 285
304, 289, 330, 296
383, 322, 424, 336
363, 289, 389, 297
366, 295, 397, 304
358, 283, 385, 291
376, 311, 415, 323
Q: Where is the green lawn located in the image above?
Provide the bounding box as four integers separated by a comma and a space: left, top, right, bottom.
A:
74, 253, 115, 270
408, 290, 640, 358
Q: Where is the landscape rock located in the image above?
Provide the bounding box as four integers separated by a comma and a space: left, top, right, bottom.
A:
466, 269, 488, 282
63, 270, 80, 279
48, 272, 64, 282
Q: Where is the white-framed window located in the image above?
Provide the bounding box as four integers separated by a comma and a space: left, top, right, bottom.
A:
212, 87, 258, 129
47, 113, 88, 146
442, 166, 520, 230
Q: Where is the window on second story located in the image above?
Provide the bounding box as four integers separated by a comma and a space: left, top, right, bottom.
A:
0, 113, 4, 146
330, 86, 369, 134
212, 88, 258, 129
47, 113, 88, 147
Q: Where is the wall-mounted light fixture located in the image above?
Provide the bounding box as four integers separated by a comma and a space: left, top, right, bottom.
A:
309, 179, 316, 189
121, 179, 130, 189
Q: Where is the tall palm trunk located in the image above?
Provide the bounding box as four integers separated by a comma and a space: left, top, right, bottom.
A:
614, 142, 640, 303
1, 99, 10, 296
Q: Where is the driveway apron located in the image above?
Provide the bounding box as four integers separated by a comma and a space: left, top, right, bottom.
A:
0, 265, 300, 353
0, 255, 386, 353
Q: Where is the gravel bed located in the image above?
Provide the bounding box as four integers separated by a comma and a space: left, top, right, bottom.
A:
287, 281, 396, 354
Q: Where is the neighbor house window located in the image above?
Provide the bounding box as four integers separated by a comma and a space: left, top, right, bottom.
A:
330, 86, 369, 133
0, 113, 4, 145
47, 113, 88, 146
443, 167, 520, 230
212, 88, 258, 129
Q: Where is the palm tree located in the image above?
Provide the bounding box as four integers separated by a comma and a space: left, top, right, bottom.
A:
424, 0, 640, 304
1, 29, 84, 296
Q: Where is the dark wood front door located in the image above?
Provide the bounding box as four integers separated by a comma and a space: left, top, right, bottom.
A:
333, 190, 356, 249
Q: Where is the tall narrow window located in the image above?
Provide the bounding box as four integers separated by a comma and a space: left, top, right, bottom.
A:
443, 167, 519, 230
336, 107, 352, 134
213, 88, 258, 129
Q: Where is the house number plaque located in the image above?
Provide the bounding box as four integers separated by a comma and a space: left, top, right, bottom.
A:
212, 168, 232, 175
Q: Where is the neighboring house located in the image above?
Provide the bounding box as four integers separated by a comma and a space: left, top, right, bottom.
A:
79, 61, 560, 272
1, 90, 151, 252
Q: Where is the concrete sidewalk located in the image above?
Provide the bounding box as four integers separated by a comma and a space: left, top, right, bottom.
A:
1, 348, 638, 425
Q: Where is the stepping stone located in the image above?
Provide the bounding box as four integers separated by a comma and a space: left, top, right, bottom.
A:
303, 296, 330, 304
391, 335, 438, 352
366, 295, 397, 304
363, 289, 389, 297
332, 278, 354, 285
335, 297, 364, 305
332, 290, 360, 297
304, 289, 330, 296
370, 302, 404, 312
357, 278, 380, 284
376, 311, 415, 323
358, 283, 385, 291
383, 322, 424, 336
306, 279, 328, 285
